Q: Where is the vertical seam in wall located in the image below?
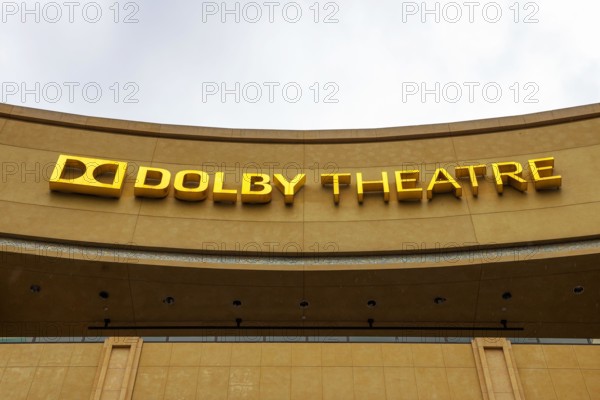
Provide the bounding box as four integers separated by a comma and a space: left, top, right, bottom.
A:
318, 343, 324, 399
540, 345, 562, 398
55, 355, 70, 400
450, 136, 479, 244
441, 343, 450, 399
162, 362, 171, 400
572, 345, 582, 369
129, 136, 159, 245
225, 361, 231, 398
198, 357, 206, 399
288, 360, 292, 400
409, 345, 421, 400
193, 361, 201, 399
544, 365, 560, 400
350, 363, 356, 400
257, 362, 263, 400
451, 136, 483, 325
583, 368, 594, 400
380, 344, 388, 399
573, 346, 595, 400
319, 365, 324, 399
191, 345, 200, 400
440, 344, 452, 398
23, 364, 37, 400
126, 137, 159, 327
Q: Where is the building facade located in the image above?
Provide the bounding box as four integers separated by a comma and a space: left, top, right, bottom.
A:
0, 102, 599, 398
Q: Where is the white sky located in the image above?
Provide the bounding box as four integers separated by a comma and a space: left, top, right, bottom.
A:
1, 0, 599, 129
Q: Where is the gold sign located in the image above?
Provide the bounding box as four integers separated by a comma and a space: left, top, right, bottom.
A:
49, 154, 562, 203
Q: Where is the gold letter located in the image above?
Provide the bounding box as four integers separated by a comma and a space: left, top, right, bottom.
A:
427, 168, 462, 199
321, 173, 351, 204
174, 170, 210, 201
134, 167, 171, 198
528, 157, 561, 190
273, 173, 306, 204
492, 162, 527, 193
49, 154, 128, 198
394, 170, 423, 201
356, 172, 390, 203
241, 173, 272, 204
213, 172, 238, 203
455, 165, 486, 196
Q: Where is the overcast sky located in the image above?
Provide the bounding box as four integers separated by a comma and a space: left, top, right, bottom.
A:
1, 0, 599, 129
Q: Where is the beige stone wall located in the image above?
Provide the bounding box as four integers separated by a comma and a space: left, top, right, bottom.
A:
0, 341, 599, 399
513, 344, 600, 399
0, 343, 102, 399
133, 342, 483, 400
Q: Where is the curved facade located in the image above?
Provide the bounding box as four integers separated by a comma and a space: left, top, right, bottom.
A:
0, 103, 599, 399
